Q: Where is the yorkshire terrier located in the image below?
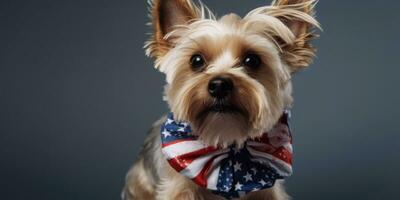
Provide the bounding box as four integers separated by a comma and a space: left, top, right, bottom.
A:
123, 0, 320, 199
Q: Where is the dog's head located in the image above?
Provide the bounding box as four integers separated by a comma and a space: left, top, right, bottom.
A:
146, 0, 320, 147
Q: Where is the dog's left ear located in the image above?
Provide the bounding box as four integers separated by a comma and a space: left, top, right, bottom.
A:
270, 0, 320, 72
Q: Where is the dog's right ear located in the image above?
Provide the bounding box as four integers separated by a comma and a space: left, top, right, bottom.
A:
146, 0, 199, 65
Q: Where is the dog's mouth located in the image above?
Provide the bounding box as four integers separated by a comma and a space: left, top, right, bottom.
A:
197, 101, 245, 120
191, 101, 253, 146
210, 103, 240, 113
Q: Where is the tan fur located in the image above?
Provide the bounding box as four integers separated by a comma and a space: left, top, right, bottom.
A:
162, 14, 291, 147
124, 0, 320, 199
146, 0, 201, 68
122, 159, 156, 200
269, 0, 321, 71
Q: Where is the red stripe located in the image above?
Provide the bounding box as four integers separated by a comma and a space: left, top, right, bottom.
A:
162, 138, 197, 148
272, 147, 292, 165
167, 146, 218, 172
253, 131, 293, 165
252, 145, 292, 165
192, 154, 218, 187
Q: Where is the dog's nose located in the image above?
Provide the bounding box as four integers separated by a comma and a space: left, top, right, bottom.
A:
208, 77, 233, 99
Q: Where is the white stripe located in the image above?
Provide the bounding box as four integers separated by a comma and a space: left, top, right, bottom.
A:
180, 149, 230, 179
246, 141, 266, 147
206, 154, 229, 190
252, 158, 292, 177
284, 143, 293, 153
246, 146, 292, 176
162, 140, 207, 159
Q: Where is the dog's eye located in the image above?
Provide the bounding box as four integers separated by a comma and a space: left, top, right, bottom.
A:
190, 54, 205, 70
243, 53, 261, 69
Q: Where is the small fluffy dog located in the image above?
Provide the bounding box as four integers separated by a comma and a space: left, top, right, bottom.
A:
123, 0, 320, 199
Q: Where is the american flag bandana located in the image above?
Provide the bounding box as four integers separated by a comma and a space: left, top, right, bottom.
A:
160, 111, 293, 199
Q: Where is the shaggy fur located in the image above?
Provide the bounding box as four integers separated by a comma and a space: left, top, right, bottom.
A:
123, 0, 320, 199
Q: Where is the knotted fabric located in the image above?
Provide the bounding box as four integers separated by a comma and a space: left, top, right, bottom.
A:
160, 111, 293, 199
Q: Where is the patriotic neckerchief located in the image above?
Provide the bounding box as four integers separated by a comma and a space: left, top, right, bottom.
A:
160, 111, 293, 199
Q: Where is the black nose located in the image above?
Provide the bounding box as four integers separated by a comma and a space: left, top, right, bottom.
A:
208, 77, 233, 99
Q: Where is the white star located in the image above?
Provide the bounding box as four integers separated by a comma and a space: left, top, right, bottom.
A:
244, 172, 253, 182
181, 122, 188, 127
166, 118, 174, 124
161, 130, 171, 138
251, 168, 257, 174
259, 179, 267, 186
235, 182, 243, 190
178, 127, 185, 132
233, 162, 242, 172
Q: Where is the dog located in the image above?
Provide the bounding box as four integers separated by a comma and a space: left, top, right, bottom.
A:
122, 0, 320, 199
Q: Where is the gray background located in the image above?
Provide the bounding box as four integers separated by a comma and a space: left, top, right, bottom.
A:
1, 0, 399, 200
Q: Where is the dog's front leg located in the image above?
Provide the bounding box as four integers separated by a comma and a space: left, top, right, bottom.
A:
156, 168, 202, 200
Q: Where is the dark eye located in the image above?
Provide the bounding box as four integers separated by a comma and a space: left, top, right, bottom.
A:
243, 53, 261, 69
190, 54, 205, 70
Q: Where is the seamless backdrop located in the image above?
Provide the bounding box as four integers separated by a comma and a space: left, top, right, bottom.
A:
1, 0, 399, 200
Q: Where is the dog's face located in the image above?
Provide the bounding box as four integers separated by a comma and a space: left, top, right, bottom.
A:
146, 0, 319, 147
